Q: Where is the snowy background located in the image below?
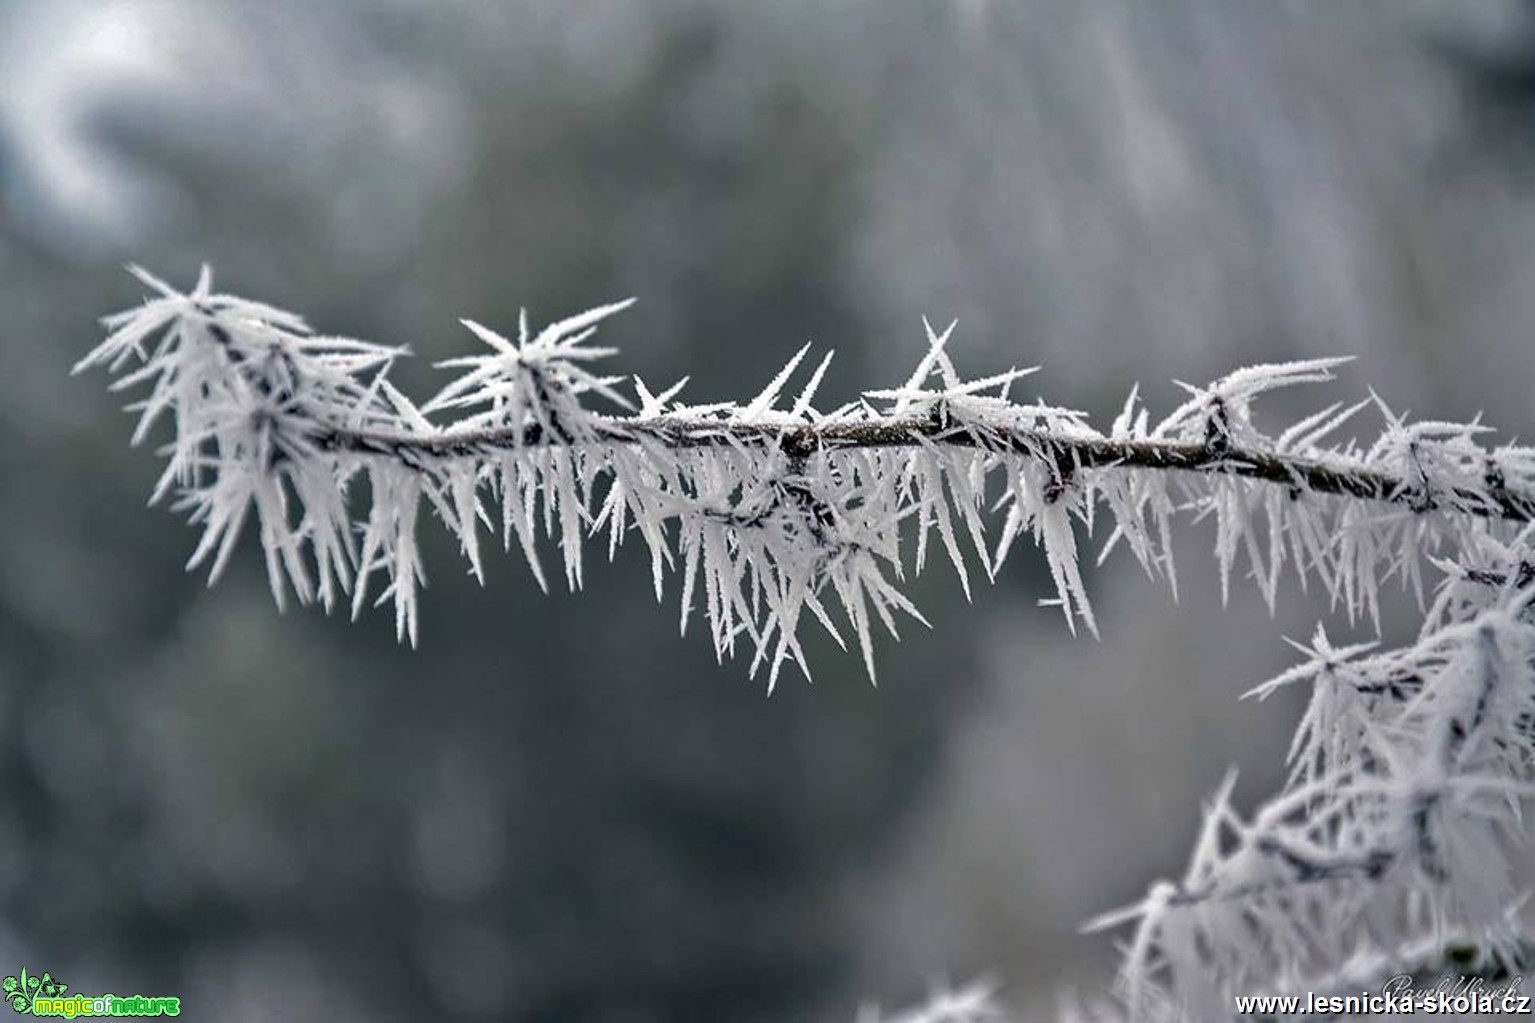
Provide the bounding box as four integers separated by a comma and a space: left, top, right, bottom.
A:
4, 2, 1535, 1020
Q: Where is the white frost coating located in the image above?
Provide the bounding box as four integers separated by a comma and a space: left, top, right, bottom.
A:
81, 269, 1535, 1019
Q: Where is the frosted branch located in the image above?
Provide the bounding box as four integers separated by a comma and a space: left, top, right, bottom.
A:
77, 268, 1535, 682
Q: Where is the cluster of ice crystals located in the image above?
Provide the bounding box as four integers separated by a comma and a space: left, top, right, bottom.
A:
1076, 541, 1535, 1021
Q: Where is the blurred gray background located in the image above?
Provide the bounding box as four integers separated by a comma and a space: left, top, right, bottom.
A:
4, 2, 1535, 1020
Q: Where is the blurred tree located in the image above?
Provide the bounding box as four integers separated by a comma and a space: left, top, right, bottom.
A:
1427, 0, 1535, 173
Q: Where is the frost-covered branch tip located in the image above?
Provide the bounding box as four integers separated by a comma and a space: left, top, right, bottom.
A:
78, 267, 1535, 686
1074, 527, 1535, 1021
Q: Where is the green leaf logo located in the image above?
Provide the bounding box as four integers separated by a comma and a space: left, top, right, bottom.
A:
2, 968, 65, 1013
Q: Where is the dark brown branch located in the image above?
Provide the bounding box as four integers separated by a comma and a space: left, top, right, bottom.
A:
305, 414, 1535, 524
